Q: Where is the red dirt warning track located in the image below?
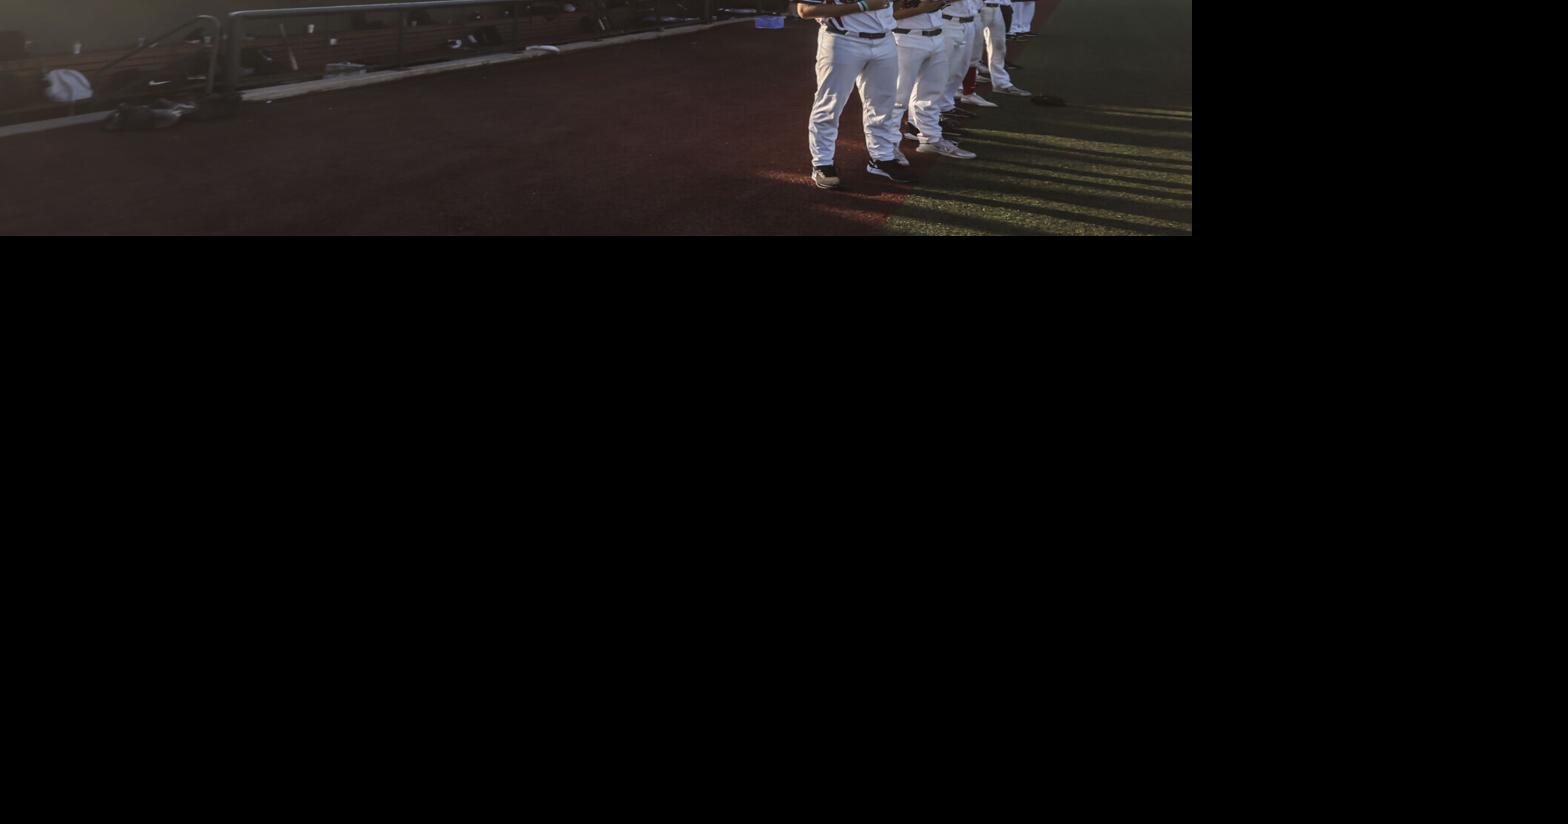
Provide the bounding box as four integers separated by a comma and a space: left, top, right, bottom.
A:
0, 21, 932, 235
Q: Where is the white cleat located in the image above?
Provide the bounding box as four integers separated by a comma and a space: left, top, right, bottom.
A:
894, 148, 910, 167
995, 86, 1033, 96
917, 139, 977, 159
960, 93, 998, 108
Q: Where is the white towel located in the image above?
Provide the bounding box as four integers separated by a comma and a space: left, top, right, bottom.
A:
45, 69, 94, 103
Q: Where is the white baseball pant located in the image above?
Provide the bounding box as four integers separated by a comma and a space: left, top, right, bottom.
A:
978, 6, 1013, 90
968, 18, 984, 76
893, 32, 947, 145
1012, 0, 1034, 33
939, 17, 969, 111
809, 28, 902, 167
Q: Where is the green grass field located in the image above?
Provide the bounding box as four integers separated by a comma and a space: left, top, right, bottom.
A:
885, 0, 1192, 236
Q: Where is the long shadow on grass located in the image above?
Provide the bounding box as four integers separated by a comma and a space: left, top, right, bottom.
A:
905, 188, 1191, 235
885, 202, 1070, 236
959, 157, 1192, 190
996, 116, 1192, 148
1067, 107, 1193, 123
957, 136, 1192, 172
953, 164, 1193, 200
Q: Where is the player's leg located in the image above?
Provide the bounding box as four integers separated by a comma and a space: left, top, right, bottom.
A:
909, 42, 944, 145
857, 38, 909, 180
984, 6, 1027, 93
940, 24, 967, 113
982, 8, 1009, 88
809, 28, 864, 183
912, 40, 973, 158
962, 16, 994, 105
976, 7, 993, 82
891, 37, 922, 154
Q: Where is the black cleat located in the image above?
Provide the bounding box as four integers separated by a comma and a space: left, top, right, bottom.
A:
867, 157, 915, 184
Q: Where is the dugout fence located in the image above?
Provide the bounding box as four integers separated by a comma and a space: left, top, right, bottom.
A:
1, 0, 794, 125
221, 0, 740, 93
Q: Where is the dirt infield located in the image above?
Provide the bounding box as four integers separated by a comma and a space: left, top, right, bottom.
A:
0, 20, 920, 235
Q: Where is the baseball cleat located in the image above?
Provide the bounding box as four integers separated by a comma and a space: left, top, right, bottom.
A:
994, 86, 1033, 96
812, 165, 841, 189
866, 158, 915, 184
943, 107, 977, 119
917, 139, 976, 159
894, 148, 910, 167
903, 124, 923, 141
961, 93, 998, 107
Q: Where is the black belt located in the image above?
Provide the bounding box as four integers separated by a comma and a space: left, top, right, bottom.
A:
828, 28, 887, 39
893, 27, 942, 36
983, 3, 1001, 6
942, 14, 975, 22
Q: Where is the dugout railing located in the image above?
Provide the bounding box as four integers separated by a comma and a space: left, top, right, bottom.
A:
96, 16, 223, 100
222, 0, 730, 93
1, 16, 226, 126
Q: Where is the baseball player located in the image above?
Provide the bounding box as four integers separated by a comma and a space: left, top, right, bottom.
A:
937, 0, 980, 118
891, 0, 975, 159
799, 0, 915, 189
976, 0, 1030, 96
959, 2, 996, 108
1010, 0, 1036, 36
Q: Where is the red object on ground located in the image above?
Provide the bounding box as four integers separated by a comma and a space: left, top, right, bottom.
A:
0, 23, 927, 235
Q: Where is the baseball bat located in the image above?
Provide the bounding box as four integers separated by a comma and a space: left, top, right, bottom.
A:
278, 23, 300, 72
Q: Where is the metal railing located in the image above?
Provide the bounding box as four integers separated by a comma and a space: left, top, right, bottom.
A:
96, 15, 222, 98
224, 0, 719, 93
